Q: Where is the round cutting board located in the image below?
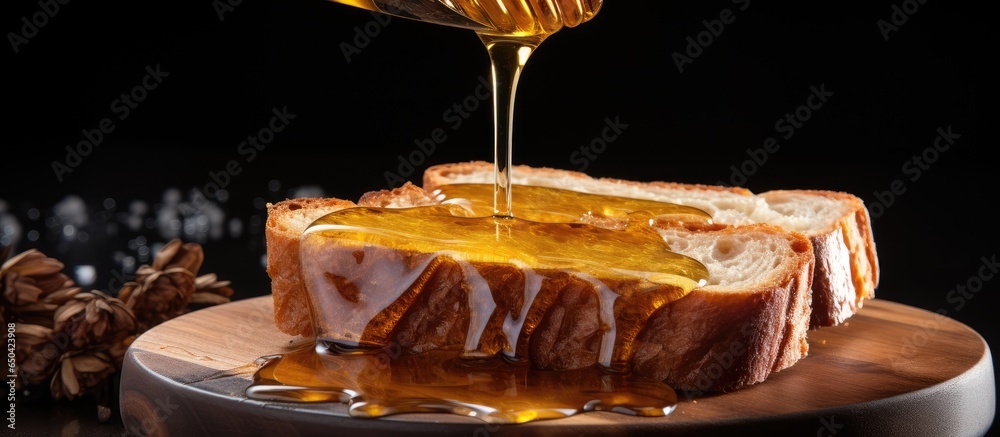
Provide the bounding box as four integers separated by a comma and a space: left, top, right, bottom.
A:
119, 296, 995, 436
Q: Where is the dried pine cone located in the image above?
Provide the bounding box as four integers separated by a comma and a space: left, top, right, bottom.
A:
3, 239, 232, 402
1, 248, 89, 387
119, 239, 204, 331
188, 273, 234, 311
15, 286, 82, 327
54, 290, 137, 350
1, 249, 81, 326
13, 322, 58, 386
20, 290, 136, 392
108, 334, 135, 371
50, 349, 116, 400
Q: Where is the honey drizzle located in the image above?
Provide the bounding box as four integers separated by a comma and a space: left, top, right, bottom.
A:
298, 203, 707, 358
459, 262, 496, 354
580, 274, 620, 368
248, 186, 712, 423
433, 183, 713, 226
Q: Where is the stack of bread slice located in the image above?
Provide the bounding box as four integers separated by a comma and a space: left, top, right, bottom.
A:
265, 161, 879, 391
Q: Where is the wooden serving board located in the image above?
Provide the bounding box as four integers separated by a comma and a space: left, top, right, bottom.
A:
119, 297, 995, 436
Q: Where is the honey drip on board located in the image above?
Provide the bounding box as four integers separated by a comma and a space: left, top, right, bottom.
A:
249, 345, 678, 424
248, 186, 711, 423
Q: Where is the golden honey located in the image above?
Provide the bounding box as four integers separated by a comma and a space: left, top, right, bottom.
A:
432, 183, 713, 225
249, 345, 678, 424
328, 0, 602, 39
248, 185, 711, 423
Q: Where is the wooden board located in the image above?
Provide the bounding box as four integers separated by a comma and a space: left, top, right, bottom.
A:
119, 297, 996, 436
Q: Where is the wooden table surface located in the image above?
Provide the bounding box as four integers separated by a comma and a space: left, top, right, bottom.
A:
119, 296, 996, 436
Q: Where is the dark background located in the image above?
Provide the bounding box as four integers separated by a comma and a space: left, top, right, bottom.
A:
3, 0, 995, 434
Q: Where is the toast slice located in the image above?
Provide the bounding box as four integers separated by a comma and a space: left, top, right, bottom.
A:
265, 186, 445, 338
423, 161, 878, 327
265, 183, 814, 391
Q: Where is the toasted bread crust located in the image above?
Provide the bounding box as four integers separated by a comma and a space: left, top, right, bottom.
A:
266, 184, 449, 338
424, 161, 879, 328
358, 182, 440, 208
764, 190, 879, 327
634, 223, 814, 391
266, 197, 357, 338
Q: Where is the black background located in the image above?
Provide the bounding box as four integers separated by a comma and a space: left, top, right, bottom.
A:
4, 0, 996, 434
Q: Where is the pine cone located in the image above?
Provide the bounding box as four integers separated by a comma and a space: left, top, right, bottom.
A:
108, 335, 135, 371
119, 239, 204, 331
188, 273, 234, 311
13, 323, 58, 386
50, 349, 116, 400
54, 290, 137, 350
1, 249, 81, 326
16, 286, 82, 328
1, 240, 231, 409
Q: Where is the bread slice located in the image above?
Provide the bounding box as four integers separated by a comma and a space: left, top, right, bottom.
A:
635, 222, 812, 391
265, 185, 462, 338
423, 161, 878, 327
265, 183, 814, 391
266, 197, 359, 338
